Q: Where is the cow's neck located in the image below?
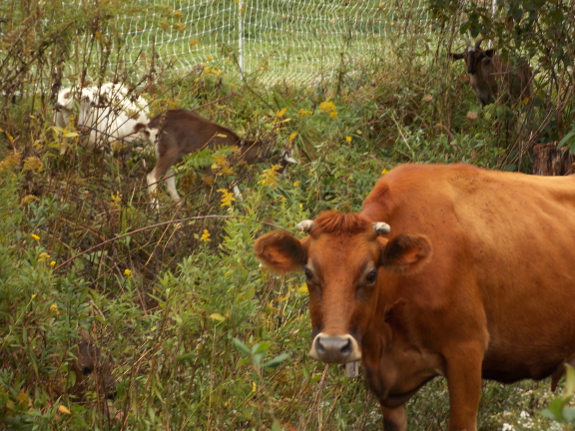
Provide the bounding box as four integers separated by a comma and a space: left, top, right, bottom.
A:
360, 293, 444, 407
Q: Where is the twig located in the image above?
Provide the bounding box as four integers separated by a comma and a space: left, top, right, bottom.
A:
189, 93, 236, 113
301, 364, 329, 431
54, 215, 236, 271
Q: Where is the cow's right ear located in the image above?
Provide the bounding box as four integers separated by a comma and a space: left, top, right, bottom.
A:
255, 231, 307, 273
448, 52, 465, 61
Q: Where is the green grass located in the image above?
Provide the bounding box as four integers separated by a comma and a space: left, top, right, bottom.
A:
1, 1, 575, 430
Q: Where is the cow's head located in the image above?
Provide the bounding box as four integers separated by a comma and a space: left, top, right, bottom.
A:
449, 38, 495, 75
255, 211, 432, 364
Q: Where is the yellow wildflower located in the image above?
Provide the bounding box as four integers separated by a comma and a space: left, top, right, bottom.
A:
288, 131, 298, 143
111, 192, 122, 204
329, 111, 338, 119
298, 283, 309, 294
297, 109, 312, 117
345, 136, 352, 142
257, 165, 281, 189
31, 294, 37, 300
124, 269, 132, 277
201, 229, 211, 242
293, 181, 300, 187
357, 130, 363, 135
50, 261, 56, 267
381, 168, 389, 175
38, 252, 50, 262
206, 54, 213, 61
276, 108, 288, 117
251, 381, 257, 393
21, 195, 40, 205
49, 303, 60, 315
217, 188, 236, 207
57, 405, 70, 415
31, 234, 40, 241
319, 100, 337, 114
299, 204, 303, 210
0, 152, 22, 173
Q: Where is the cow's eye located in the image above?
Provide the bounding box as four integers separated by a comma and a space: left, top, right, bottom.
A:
304, 268, 313, 281
365, 269, 378, 284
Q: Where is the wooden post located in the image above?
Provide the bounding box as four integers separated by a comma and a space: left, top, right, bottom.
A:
532, 142, 574, 176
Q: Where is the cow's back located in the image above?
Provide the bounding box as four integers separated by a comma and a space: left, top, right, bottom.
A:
361, 163, 575, 382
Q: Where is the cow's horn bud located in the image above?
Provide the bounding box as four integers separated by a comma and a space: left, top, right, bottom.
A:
373, 222, 391, 235
297, 220, 314, 233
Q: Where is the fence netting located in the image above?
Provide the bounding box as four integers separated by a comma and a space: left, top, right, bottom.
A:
57, 0, 435, 85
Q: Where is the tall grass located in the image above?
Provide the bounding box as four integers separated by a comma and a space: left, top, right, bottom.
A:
1, 2, 573, 430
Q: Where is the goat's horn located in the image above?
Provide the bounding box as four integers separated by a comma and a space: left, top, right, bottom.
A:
296, 220, 314, 233
373, 222, 391, 235
463, 37, 471, 48
475, 38, 484, 49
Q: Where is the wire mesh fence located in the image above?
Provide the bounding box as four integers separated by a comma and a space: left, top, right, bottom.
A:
0, 0, 435, 86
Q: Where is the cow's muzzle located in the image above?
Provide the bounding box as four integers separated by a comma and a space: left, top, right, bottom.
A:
309, 333, 361, 364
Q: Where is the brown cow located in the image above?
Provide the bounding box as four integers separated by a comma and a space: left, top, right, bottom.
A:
255, 163, 575, 431
134, 109, 296, 209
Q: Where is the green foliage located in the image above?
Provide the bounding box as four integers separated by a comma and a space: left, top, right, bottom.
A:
542, 365, 575, 424
2, 1, 575, 429
428, 0, 575, 164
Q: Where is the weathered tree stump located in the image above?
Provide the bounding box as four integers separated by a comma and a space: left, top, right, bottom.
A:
532, 142, 574, 176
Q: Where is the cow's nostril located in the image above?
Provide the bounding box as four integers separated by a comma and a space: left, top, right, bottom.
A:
341, 338, 352, 355
316, 338, 326, 354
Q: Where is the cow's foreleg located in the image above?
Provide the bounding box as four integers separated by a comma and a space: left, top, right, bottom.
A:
445, 343, 484, 431
381, 404, 406, 431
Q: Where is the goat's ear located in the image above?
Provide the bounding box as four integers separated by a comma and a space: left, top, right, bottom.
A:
255, 231, 307, 274
381, 234, 432, 275
448, 52, 465, 61
484, 49, 495, 58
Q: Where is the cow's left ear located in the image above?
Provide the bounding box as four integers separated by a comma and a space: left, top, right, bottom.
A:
255, 231, 307, 273
484, 49, 495, 58
381, 234, 433, 274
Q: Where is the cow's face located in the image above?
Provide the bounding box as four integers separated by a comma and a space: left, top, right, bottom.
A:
255, 212, 432, 365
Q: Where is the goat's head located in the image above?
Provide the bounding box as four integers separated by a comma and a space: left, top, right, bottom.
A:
133, 122, 160, 144
68, 332, 116, 400
449, 38, 495, 75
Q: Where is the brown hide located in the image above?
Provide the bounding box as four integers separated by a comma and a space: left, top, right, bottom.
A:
143, 109, 262, 180
53, 333, 116, 401
135, 109, 294, 208
255, 163, 575, 431
449, 39, 532, 107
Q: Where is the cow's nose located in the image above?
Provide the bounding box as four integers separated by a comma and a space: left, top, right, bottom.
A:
310, 333, 361, 364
